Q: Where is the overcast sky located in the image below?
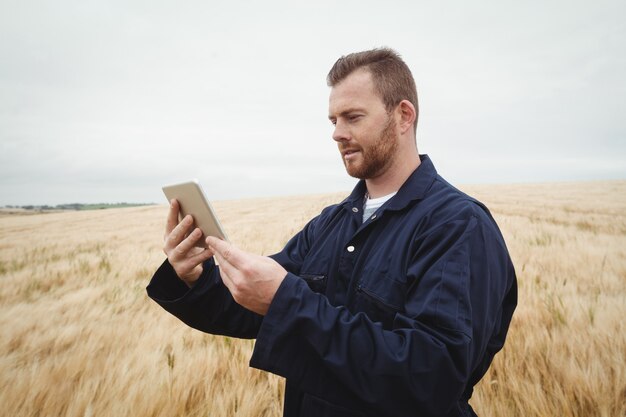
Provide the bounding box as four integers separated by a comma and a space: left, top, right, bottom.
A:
1, 0, 624, 205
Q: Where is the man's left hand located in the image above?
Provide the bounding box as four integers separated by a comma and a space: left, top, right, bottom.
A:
206, 236, 288, 316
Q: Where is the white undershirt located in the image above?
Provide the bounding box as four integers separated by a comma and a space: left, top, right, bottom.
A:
363, 191, 397, 222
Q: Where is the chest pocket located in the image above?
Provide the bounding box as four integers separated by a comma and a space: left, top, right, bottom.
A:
354, 273, 406, 329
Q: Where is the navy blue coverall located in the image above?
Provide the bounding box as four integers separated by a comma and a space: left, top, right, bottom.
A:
147, 155, 517, 417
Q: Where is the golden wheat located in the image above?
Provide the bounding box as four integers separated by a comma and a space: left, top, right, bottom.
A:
0, 182, 624, 416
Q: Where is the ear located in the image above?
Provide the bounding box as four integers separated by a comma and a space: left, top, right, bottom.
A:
396, 100, 417, 135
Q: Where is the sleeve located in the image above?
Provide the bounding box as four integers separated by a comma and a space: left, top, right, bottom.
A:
146, 258, 263, 339
145, 212, 327, 339
249, 212, 517, 417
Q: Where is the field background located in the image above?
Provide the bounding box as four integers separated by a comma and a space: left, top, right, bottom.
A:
0, 181, 624, 417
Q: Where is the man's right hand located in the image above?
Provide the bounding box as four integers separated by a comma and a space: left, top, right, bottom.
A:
163, 199, 215, 287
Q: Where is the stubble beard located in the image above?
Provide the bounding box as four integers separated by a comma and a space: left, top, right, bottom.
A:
343, 115, 399, 180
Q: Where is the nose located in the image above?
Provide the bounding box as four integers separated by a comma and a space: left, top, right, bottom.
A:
332, 120, 349, 143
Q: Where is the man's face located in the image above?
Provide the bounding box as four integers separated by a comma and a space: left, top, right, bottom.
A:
328, 69, 398, 180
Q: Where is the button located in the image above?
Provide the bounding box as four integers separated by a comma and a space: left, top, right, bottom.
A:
371, 214, 377, 219
347, 245, 355, 252
352, 207, 359, 213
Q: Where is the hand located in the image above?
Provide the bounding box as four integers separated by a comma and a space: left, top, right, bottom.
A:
163, 199, 215, 286
206, 236, 287, 316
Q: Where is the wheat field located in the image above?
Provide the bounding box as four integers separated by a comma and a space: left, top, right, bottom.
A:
0, 181, 624, 417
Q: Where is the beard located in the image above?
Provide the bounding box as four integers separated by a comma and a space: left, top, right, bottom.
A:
341, 115, 399, 180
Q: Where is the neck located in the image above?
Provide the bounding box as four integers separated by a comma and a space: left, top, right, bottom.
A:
365, 150, 420, 199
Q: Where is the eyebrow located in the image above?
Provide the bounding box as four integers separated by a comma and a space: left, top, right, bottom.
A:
328, 107, 365, 120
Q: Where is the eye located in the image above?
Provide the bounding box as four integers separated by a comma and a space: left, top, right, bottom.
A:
348, 114, 362, 123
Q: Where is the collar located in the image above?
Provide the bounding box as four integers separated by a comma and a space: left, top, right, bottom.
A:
342, 154, 437, 212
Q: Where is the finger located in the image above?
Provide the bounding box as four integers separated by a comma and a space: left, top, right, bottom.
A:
165, 199, 180, 238
213, 251, 231, 283
169, 238, 213, 282
212, 249, 235, 277
212, 250, 238, 289
165, 214, 195, 250
177, 245, 215, 275
173, 227, 204, 257
188, 247, 215, 266
206, 236, 241, 266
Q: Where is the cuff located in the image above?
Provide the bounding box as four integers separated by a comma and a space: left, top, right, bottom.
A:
146, 258, 216, 304
249, 272, 307, 374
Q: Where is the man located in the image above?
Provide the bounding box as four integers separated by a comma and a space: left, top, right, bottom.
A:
147, 48, 517, 417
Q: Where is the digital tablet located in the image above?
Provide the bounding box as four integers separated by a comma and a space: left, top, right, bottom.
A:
162, 180, 228, 246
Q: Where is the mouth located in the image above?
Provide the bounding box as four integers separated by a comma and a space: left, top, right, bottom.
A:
341, 148, 360, 158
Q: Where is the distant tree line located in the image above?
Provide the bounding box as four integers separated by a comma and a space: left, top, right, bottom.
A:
3, 203, 155, 211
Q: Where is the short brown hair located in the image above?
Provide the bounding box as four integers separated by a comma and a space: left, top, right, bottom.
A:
327, 47, 419, 129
